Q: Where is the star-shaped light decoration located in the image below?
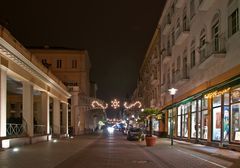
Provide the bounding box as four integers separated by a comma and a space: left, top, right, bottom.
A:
111, 99, 120, 109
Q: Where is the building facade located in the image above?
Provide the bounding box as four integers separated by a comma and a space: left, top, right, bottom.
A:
0, 26, 71, 148
134, 0, 240, 150
29, 48, 96, 135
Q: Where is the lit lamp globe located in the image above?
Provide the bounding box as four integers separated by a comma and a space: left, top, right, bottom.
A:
168, 88, 178, 96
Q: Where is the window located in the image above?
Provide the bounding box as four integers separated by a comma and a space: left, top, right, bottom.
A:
167, 68, 170, 86
56, 59, 62, 68
182, 51, 188, 79
231, 87, 240, 143
171, 2, 175, 16
228, 8, 239, 37
172, 63, 175, 84
72, 59, 77, 69
212, 95, 222, 141
191, 101, 197, 138
171, 28, 175, 46
212, 13, 220, 52
176, 56, 181, 71
190, 41, 196, 68
177, 106, 182, 136
183, 7, 188, 31
200, 97, 208, 139
190, 0, 195, 19
199, 28, 207, 62
182, 103, 190, 138
176, 18, 181, 38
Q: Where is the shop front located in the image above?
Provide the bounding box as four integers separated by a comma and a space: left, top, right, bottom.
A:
164, 77, 240, 150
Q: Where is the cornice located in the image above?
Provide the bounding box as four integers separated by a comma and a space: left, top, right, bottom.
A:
0, 37, 71, 99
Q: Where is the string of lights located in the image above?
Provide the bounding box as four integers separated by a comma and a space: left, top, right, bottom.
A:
91, 100, 108, 109
124, 101, 142, 109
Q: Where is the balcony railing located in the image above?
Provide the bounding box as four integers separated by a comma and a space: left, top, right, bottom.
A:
175, 22, 190, 45
163, 16, 171, 35
198, 0, 216, 11
174, 67, 189, 83
200, 37, 226, 63
6, 123, 26, 137
162, 49, 172, 63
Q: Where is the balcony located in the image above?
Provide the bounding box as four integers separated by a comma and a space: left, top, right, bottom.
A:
199, 37, 226, 69
174, 68, 189, 84
162, 17, 171, 35
198, 0, 216, 11
176, 0, 186, 8
162, 49, 172, 64
175, 22, 190, 45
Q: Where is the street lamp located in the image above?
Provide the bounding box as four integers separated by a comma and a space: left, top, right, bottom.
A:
168, 88, 178, 146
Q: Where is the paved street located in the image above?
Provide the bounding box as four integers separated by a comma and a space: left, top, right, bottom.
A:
0, 131, 240, 168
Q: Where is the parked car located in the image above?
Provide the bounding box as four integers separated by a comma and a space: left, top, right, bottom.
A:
127, 128, 145, 141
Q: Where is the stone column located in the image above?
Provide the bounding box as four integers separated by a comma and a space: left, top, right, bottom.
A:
62, 103, 68, 135
22, 81, 34, 137
53, 98, 60, 135
41, 92, 49, 134
0, 69, 7, 137
79, 107, 86, 134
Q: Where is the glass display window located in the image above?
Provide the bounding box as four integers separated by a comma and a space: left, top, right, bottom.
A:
198, 99, 202, 111
224, 93, 230, 105
232, 88, 240, 103
212, 107, 222, 141
191, 112, 196, 138
198, 111, 201, 138
201, 110, 208, 139
202, 97, 208, 110
192, 100, 196, 112
178, 115, 181, 136
177, 106, 182, 136
231, 103, 240, 143
153, 118, 159, 131
191, 100, 197, 138
213, 95, 221, 107
223, 106, 230, 142
168, 109, 172, 136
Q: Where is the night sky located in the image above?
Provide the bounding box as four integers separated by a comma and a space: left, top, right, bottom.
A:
0, 0, 165, 103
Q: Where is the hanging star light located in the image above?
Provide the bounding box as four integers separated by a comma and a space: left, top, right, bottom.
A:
111, 99, 120, 109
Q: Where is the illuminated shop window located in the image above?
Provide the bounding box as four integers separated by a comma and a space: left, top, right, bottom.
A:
177, 106, 182, 137
201, 97, 208, 140
231, 87, 240, 143
191, 100, 197, 138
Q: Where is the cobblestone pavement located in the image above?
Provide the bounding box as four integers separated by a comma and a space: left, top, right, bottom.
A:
0, 131, 240, 168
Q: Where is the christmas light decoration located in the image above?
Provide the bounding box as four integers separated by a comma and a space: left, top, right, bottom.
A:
124, 101, 142, 109
111, 99, 120, 109
91, 100, 108, 109
204, 87, 231, 99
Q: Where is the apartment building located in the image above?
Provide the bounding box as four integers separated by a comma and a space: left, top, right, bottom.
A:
134, 0, 240, 150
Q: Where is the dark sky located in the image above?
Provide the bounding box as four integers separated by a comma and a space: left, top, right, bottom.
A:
0, 0, 165, 102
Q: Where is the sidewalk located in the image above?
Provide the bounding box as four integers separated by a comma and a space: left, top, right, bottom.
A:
155, 138, 240, 160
